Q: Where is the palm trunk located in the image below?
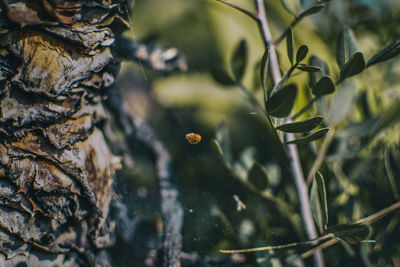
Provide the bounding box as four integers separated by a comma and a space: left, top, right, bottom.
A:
0, 1, 128, 265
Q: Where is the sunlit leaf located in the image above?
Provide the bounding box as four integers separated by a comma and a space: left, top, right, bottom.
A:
336, 27, 359, 68
337, 116, 381, 139
298, 4, 325, 18
327, 224, 370, 245
367, 40, 400, 67
211, 68, 235, 86
285, 128, 329, 144
385, 147, 400, 200
231, 40, 247, 81
281, 0, 302, 16
297, 65, 322, 72
276, 116, 323, 133
248, 163, 269, 191
212, 121, 232, 164
339, 52, 365, 81
261, 48, 270, 106
296, 45, 308, 63
266, 84, 297, 118
309, 55, 330, 87
326, 80, 357, 125
310, 172, 328, 232
287, 27, 294, 65
312, 76, 335, 96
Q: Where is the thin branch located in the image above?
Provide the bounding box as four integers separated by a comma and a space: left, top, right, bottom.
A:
253, 1, 325, 266
215, 0, 259, 20
255, 0, 281, 85
301, 238, 338, 259
302, 201, 400, 259
291, 97, 318, 120
220, 233, 334, 254
355, 201, 400, 225
306, 130, 334, 186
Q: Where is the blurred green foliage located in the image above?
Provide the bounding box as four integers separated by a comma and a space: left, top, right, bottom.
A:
114, 0, 400, 266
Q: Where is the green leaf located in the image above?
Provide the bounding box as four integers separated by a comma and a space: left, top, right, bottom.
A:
312, 76, 335, 96
339, 52, 365, 81
326, 80, 357, 124
211, 68, 236, 86
296, 45, 308, 63
384, 147, 400, 201
337, 116, 381, 139
327, 224, 370, 245
233, 147, 257, 181
281, 0, 302, 16
309, 55, 330, 87
213, 121, 232, 164
285, 128, 329, 144
287, 27, 294, 65
336, 27, 359, 68
367, 40, 400, 67
260, 48, 270, 106
296, 65, 322, 72
310, 172, 328, 232
248, 163, 269, 191
298, 4, 325, 18
266, 84, 297, 118
276, 116, 323, 133
231, 40, 248, 81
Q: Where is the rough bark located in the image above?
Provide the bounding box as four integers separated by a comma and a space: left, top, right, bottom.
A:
0, 1, 127, 265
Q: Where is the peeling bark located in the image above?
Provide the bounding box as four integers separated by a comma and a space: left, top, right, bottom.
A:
0, 1, 128, 265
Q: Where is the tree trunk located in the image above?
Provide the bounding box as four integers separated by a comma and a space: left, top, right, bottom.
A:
0, 1, 128, 265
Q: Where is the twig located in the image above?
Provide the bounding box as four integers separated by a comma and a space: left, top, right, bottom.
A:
255, 0, 281, 85
301, 238, 338, 259
220, 233, 333, 254
106, 90, 183, 267
254, 1, 325, 266
291, 97, 318, 120
215, 0, 258, 20
302, 201, 400, 259
355, 201, 400, 225
306, 130, 334, 186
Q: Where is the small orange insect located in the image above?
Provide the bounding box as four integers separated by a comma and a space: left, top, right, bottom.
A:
186, 133, 202, 144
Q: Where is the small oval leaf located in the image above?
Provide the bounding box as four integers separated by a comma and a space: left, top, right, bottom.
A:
296, 45, 309, 63
327, 224, 370, 244
266, 84, 298, 118
211, 68, 236, 86
336, 27, 359, 68
297, 65, 322, 72
231, 40, 248, 81
310, 172, 328, 232
287, 27, 294, 65
260, 48, 270, 105
248, 163, 269, 191
281, 0, 302, 16
312, 76, 335, 96
214, 121, 232, 164
285, 128, 329, 144
339, 52, 365, 81
384, 147, 400, 201
276, 116, 323, 133
309, 55, 330, 87
298, 4, 325, 18
367, 40, 400, 67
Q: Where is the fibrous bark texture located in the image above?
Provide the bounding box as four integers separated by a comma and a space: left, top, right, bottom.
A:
0, 1, 128, 265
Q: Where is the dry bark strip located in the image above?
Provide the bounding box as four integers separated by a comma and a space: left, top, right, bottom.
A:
0, 0, 187, 266
0, 1, 127, 265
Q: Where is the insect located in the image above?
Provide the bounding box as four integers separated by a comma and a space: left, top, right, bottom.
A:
186, 133, 201, 144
